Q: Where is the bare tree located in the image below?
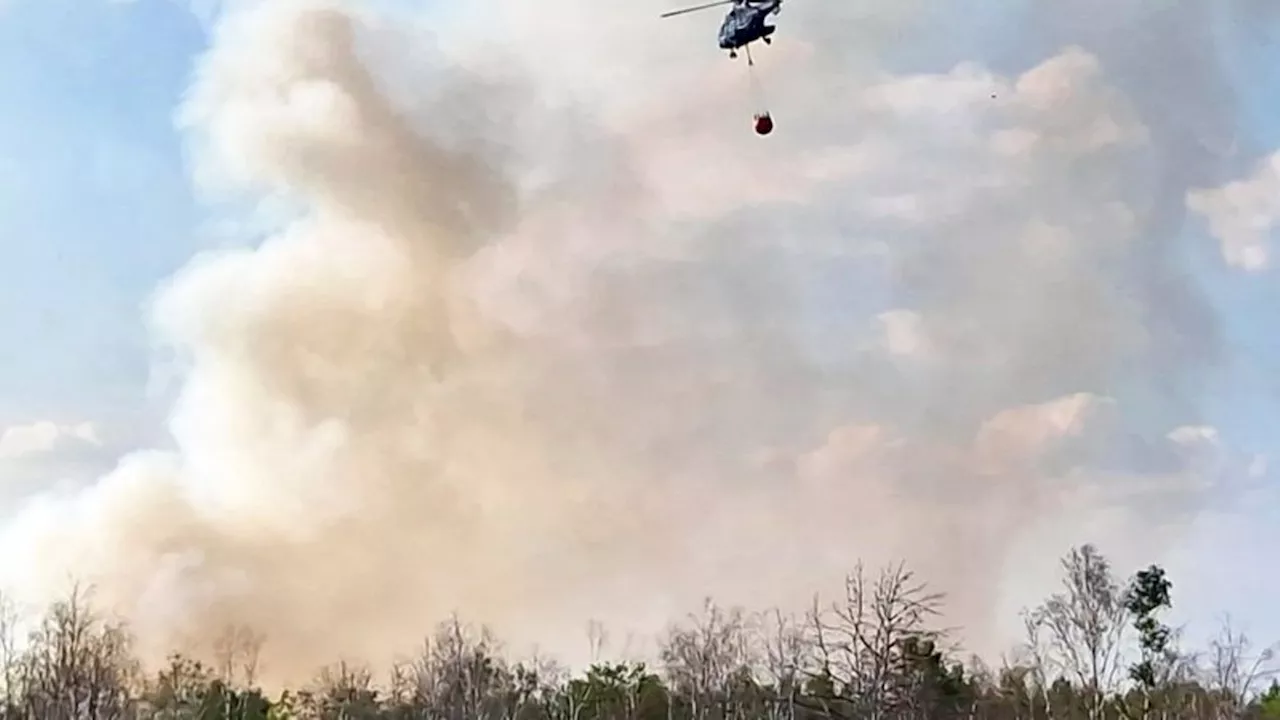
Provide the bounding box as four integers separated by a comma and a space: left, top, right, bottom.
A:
386, 616, 525, 720
1203, 615, 1278, 719
0, 593, 20, 714
586, 620, 609, 665
756, 609, 807, 720
804, 561, 947, 720
299, 660, 382, 719
211, 622, 266, 689
1015, 611, 1054, 719
1027, 544, 1129, 720
10, 584, 139, 720
660, 598, 755, 720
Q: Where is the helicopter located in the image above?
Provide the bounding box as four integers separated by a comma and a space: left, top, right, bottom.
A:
660, 0, 782, 60
660, 0, 781, 135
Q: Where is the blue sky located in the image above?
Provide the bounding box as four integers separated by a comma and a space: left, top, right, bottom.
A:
1206, 13, 1280, 452
0, 0, 204, 437
0, 0, 1277, 663
1166, 9, 1280, 649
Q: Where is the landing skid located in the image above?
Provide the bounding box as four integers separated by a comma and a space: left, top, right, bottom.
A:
728, 36, 770, 59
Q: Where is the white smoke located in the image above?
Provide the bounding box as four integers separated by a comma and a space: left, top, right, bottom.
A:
0, 0, 1247, 687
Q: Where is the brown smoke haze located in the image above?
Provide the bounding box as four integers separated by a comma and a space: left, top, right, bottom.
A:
0, 0, 1250, 690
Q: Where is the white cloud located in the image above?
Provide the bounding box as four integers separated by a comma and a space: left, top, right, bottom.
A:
974, 392, 1114, 464
1187, 152, 1280, 271
876, 309, 929, 358
0, 422, 100, 461
1168, 424, 1220, 448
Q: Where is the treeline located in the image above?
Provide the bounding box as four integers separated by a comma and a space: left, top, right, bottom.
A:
0, 544, 1275, 719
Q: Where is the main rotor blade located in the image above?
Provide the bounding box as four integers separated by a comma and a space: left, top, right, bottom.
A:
660, 0, 734, 18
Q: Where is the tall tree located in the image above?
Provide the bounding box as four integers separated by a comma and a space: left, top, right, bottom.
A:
1124, 564, 1174, 719
1028, 544, 1129, 720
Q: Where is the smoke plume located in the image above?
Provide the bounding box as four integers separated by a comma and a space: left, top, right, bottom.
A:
0, 0, 1246, 687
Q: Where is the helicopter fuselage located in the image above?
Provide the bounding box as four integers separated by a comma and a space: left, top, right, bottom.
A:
716, 0, 780, 51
